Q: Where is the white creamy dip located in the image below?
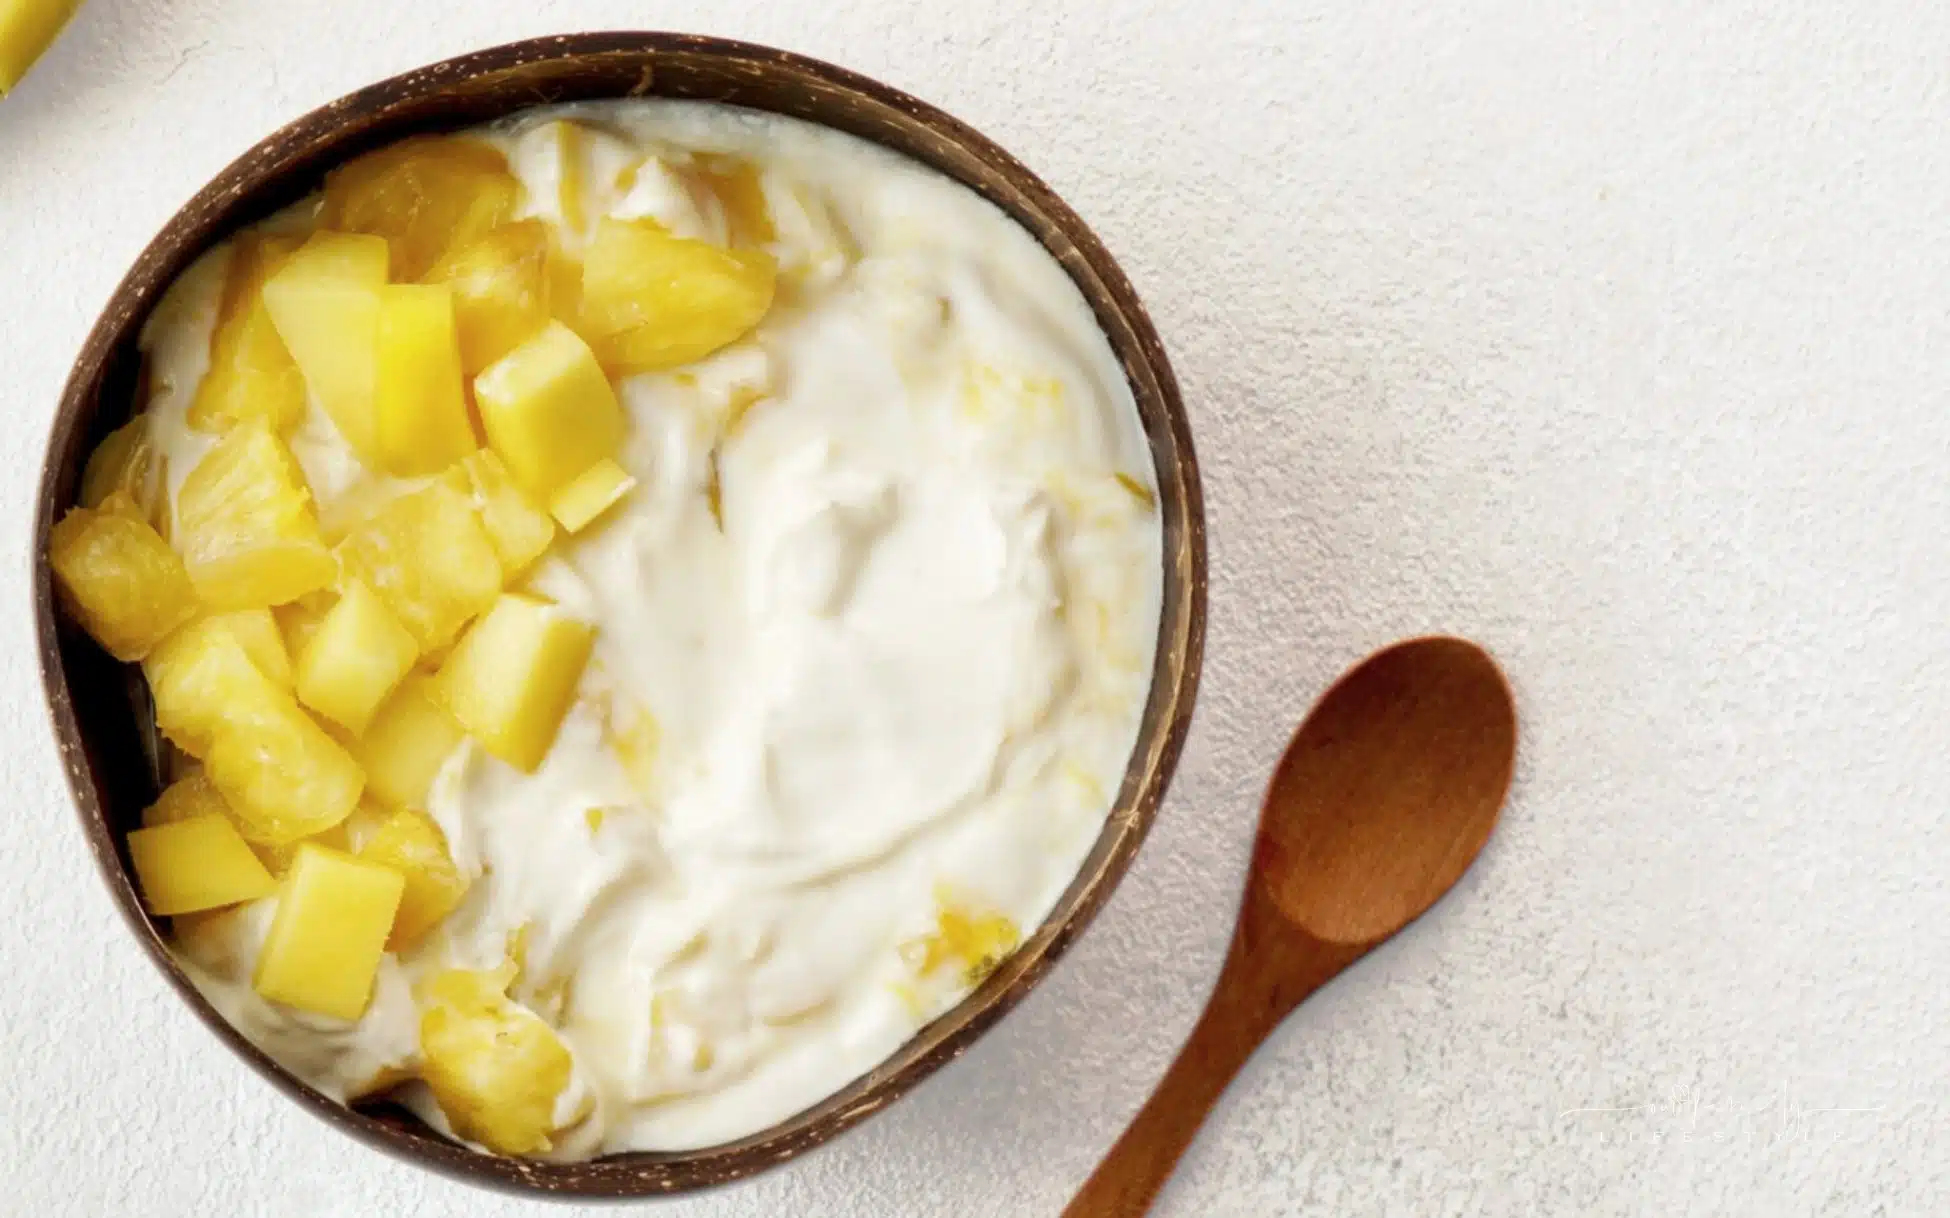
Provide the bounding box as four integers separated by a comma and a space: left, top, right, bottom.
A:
139, 101, 1162, 1156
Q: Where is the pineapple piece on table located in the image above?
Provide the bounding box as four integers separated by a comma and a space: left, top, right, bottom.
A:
145, 616, 291, 757
189, 234, 308, 434
262, 231, 390, 463
441, 449, 555, 577
473, 321, 625, 498
420, 964, 576, 1155
128, 815, 277, 916
549, 458, 635, 533
323, 136, 519, 282
356, 676, 464, 811
424, 220, 553, 375
359, 808, 469, 950
253, 843, 404, 1021
0, 0, 79, 96
373, 283, 476, 476
432, 594, 594, 773
580, 216, 776, 374
79, 415, 163, 521
335, 480, 502, 652
175, 420, 335, 609
294, 580, 420, 736
48, 495, 197, 662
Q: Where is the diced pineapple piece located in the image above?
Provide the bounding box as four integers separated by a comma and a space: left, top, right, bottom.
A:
359, 808, 468, 949
189, 234, 308, 433
0, 0, 79, 96
441, 449, 555, 576
205, 695, 365, 846
294, 580, 420, 736
356, 676, 464, 810
48, 497, 197, 661
205, 608, 292, 688
474, 321, 625, 497
432, 594, 593, 773
335, 481, 502, 651
548, 458, 636, 533
323, 136, 519, 282
129, 815, 277, 916
79, 415, 163, 521
273, 594, 335, 659
580, 217, 776, 374
373, 283, 476, 476
419, 965, 574, 1155
424, 220, 554, 376
141, 769, 231, 828
175, 421, 335, 609
253, 843, 404, 1020
262, 231, 389, 462
145, 617, 289, 757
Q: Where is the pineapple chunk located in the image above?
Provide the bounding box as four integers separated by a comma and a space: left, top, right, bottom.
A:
420, 965, 575, 1155
205, 694, 365, 845
253, 843, 404, 1020
48, 497, 197, 661
205, 609, 292, 688
580, 217, 776, 374
273, 594, 335, 659
323, 136, 519, 281
356, 676, 464, 810
262, 231, 389, 462
189, 234, 308, 433
374, 283, 476, 476
336, 481, 502, 652
473, 321, 625, 497
424, 220, 553, 375
548, 458, 636, 533
79, 415, 163, 520
359, 808, 469, 949
294, 580, 420, 736
145, 616, 290, 757
129, 815, 277, 916
141, 769, 231, 828
441, 449, 555, 576
0, 0, 79, 96
432, 594, 593, 773
175, 421, 335, 609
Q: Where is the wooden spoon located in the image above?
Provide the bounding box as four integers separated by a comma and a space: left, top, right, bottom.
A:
1063, 636, 1516, 1217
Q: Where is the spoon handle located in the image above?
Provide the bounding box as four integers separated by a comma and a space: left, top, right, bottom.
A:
1061, 892, 1364, 1217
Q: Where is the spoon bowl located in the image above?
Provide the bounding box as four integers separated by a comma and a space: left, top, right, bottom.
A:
1065, 637, 1515, 1216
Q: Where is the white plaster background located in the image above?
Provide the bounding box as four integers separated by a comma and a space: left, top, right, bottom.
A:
4, 2, 1950, 1214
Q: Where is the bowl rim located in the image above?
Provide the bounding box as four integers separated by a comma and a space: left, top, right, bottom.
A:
32, 30, 1207, 1198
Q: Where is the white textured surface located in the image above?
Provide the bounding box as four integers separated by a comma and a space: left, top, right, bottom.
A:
4, 2, 1949, 1214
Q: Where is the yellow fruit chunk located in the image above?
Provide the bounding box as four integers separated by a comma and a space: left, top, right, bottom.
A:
189, 235, 308, 434
48, 497, 197, 662
336, 481, 502, 651
206, 697, 365, 846
441, 449, 555, 576
0, 0, 79, 95
80, 415, 163, 521
474, 321, 625, 497
141, 769, 232, 829
424, 221, 554, 376
359, 808, 468, 949
323, 136, 519, 282
294, 580, 420, 736
548, 458, 635, 533
420, 965, 574, 1155
373, 283, 475, 476
262, 232, 389, 462
580, 217, 775, 374
433, 594, 593, 773
129, 815, 277, 916
175, 421, 334, 609
254, 843, 405, 1021
205, 609, 292, 688
356, 676, 464, 811
273, 594, 335, 659
145, 616, 290, 757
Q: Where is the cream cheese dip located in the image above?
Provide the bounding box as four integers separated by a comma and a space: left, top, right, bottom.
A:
138, 100, 1163, 1157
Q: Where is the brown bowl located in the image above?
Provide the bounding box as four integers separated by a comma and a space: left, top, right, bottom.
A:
32, 32, 1205, 1198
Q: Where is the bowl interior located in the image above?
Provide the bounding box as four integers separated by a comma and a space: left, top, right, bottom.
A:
34, 32, 1205, 1197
